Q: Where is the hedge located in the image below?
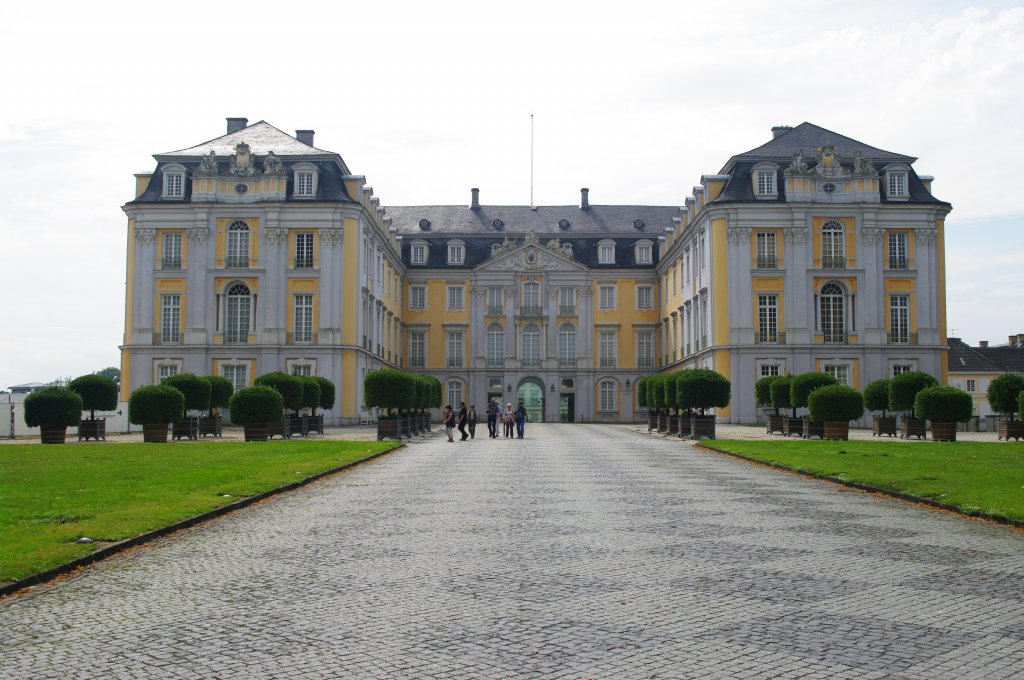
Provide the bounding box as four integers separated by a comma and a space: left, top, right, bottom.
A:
863, 378, 890, 416
228, 385, 285, 424
790, 372, 837, 410
914, 386, 973, 423
68, 374, 118, 419
253, 372, 303, 412
808, 384, 865, 422
24, 387, 83, 428
161, 374, 212, 413
889, 371, 938, 416
128, 384, 185, 425
987, 373, 1024, 420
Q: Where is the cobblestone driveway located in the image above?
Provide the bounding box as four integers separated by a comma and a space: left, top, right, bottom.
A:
2, 425, 1023, 679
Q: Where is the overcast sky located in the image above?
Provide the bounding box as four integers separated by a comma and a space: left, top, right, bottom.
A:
1, 1, 1021, 389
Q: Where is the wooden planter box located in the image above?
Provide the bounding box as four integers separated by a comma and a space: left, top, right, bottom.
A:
931, 422, 957, 442
198, 416, 222, 437
172, 418, 199, 440
783, 417, 803, 437
142, 423, 169, 443
677, 416, 692, 438
823, 421, 850, 440
690, 416, 716, 440
667, 414, 679, 435
657, 413, 667, 433
872, 416, 897, 437
900, 417, 927, 440
266, 421, 290, 440
802, 418, 824, 440
648, 412, 657, 432
401, 414, 414, 438
766, 415, 785, 435
377, 416, 403, 441
78, 418, 106, 441
308, 414, 324, 434
243, 423, 269, 441
40, 425, 67, 444
998, 419, 1024, 441
288, 416, 310, 437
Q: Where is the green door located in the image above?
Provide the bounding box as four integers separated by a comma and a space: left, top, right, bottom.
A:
517, 382, 543, 423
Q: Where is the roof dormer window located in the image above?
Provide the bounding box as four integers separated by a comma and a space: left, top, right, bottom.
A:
410, 241, 427, 265
292, 163, 318, 198
447, 240, 466, 265
885, 165, 910, 200
598, 239, 616, 265
752, 163, 779, 199
634, 240, 653, 265
162, 165, 186, 199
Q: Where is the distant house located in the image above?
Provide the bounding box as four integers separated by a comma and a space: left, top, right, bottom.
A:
947, 335, 1024, 417
8, 382, 47, 395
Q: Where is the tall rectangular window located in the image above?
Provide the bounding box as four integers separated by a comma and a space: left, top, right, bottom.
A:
637, 331, 653, 369
889, 295, 909, 343
447, 285, 463, 310
599, 285, 615, 309
447, 244, 464, 265
409, 286, 426, 310
161, 294, 180, 344
636, 285, 653, 310
162, 233, 182, 269
486, 325, 505, 367
758, 295, 778, 343
447, 381, 463, 409
599, 243, 615, 264
888, 172, 907, 197
164, 172, 183, 197
295, 172, 315, 196
446, 331, 464, 368
222, 364, 248, 392
294, 294, 313, 343
888, 232, 908, 269
559, 287, 575, 315
487, 287, 504, 315
558, 324, 576, 367
521, 325, 541, 367
599, 380, 616, 412
757, 170, 775, 196
756, 232, 777, 269
295, 232, 314, 268
599, 331, 617, 369
409, 331, 425, 368
636, 244, 652, 264
824, 365, 850, 385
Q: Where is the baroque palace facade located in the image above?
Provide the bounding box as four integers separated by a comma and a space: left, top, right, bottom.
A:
121, 119, 951, 424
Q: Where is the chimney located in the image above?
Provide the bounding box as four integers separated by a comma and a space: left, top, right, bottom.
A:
1012, 334, 1024, 346
580, 187, 590, 209
979, 340, 989, 348
296, 129, 315, 146
470, 188, 480, 209
771, 125, 793, 139
226, 117, 248, 134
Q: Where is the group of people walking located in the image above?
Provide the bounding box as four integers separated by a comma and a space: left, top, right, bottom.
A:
442, 399, 528, 442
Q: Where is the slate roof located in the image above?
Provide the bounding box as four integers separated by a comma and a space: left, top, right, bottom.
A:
725, 122, 916, 169
158, 121, 336, 158
947, 338, 1024, 373
401, 235, 660, 270
388, 205, 678, 236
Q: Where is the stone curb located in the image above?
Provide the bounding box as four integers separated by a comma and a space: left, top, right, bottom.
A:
692, 441, 1024, 531
0, 440, 412, 598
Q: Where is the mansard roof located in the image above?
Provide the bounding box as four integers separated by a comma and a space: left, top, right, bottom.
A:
388, 204, 677, 236
724, 122, 916, 170
157, 121, 338, 159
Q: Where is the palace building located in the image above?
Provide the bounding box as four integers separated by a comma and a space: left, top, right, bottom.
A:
121, 119, 950, 424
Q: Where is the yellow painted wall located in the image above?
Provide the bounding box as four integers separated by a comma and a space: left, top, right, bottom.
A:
713, 348, 731, 417
134, 174, 153, 198
711, 218, 729, 342
936, 218, 948, 384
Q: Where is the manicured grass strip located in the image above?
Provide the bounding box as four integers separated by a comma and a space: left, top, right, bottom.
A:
0, 440, 396, 583
702, 439, 1024, 525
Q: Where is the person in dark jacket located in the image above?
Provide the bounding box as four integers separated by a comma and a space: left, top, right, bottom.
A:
468, 404, 478, 439
515, 400, 528, 439
486, 398, 499, 438
457, 402, 469, 441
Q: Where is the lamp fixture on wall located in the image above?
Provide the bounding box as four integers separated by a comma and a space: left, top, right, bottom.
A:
625, 379, 631, 388
550, 383, 555, 393
507, 383, 512, 393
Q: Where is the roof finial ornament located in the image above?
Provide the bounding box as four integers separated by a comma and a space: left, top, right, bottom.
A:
785, 150, 810, 176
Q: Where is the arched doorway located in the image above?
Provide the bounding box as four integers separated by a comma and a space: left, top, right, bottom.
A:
517, 377, 544, 423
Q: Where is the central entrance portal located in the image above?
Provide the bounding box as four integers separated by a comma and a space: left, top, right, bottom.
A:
517, 379, 544, 423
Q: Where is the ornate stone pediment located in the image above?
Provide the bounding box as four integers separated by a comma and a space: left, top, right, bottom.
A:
478, 241, 586, 273
229, 142, 260, 177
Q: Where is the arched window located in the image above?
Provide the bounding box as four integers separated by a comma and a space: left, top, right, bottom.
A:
558, 323, 576, 368
820, 283, 845, 343
522, 281, 540, 315
486, 323, 505, 367
226, 221, 250, 268
226, 283, 251, 343
821, 219, 845, 269
521, 323, 541, 368
446, 380, 463, 409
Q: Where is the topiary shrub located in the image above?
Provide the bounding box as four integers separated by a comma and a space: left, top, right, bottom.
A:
808, 384, 865, 422
253, 372, 303, 412
313, 376, 336, 412
914, 386, 973, 423
228, 385, 285, 424
755, 376, 779, 414
636, 376, 649, 409
790, 372, 838, 411
298, 376, 321, 413
206, 375, 234, 414
889, 371, 938, 417
128, 384, 184, 425
667, 372, 687, 412
863, 378, 891, 416
677, 368, 730, 415
161, 374, 212, 414
24, 387, 83, 428
364, 369, 415, 415
68, 374, 118, 419
771, 375, 795, 417
987, 373, 1024, 420
647, 373, 668, 412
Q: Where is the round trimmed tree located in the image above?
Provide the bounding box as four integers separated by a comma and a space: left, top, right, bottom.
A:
253, 372, 303, 413
915, 386, 972, 423
863, 378, 891, 417
677, 368, 731, 416
755, 375, 780, 415
808, 384, 865, 423
128, 384, 184, 426
364, 369, 415, 415
228, 385, 285, 424
24, 387, 83, 429
636, 376, 649, 410
161, 374, 212, 415
298, 376, 321, 414
987, 373, 1024, 421
68, 374, 118, 420
313, 376, 336, 413
771, 375, 795, 417
888, 371, 938, 417
206, 375, 234, 415
790, 372, 838, 414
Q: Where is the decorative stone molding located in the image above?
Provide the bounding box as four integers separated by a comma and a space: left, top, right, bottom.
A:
264, 227, 288, 245
504, 286, 515, 298
187, 227, 209, 246
319, 228, 343, 245
726, 227, 751, 245
782, 227, 807, 244
916, 229, 939, 245
861, 227, 885, 245
577, 286, 594, 298
134, 228, 156, 245
471, 286, 487, 297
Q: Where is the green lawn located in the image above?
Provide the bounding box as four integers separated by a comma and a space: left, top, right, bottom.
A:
704, 439, 1024, 524
0, 440, 397, 583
